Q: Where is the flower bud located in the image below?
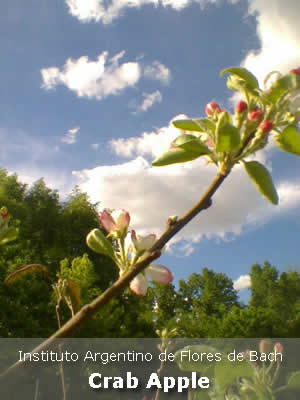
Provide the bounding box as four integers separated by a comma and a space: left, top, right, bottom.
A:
205, 101, 221, 116
99, 209, 130, 238
274, 342, 283, 353
248, 109, 264, 124
289, 67, 300, 75
86, 228, 115, 259
236, 100, 248, 113
260, 120, 273, 133
259, 339, 273, 354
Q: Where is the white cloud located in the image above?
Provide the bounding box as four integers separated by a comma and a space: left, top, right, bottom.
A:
73, 116, 300, 251
41, 53, 171, 101
135, 91, 162, 113
65, 0, 220, 24
143, 62, 171, 85
91, 143, 100, 150
41, 51, 141, 100
238, 0, 300, 86
62, 126, 80, 144
233, 275, 251, 291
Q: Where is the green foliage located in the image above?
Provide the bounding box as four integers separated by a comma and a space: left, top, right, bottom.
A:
243, 161, 279, 205
220, 67, 259, 90
275, 125, 300, 156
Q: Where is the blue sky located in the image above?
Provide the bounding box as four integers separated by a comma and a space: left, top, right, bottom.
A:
2, 0, 300, 300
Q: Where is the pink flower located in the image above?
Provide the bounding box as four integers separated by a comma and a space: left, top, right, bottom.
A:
130, 265, 174, 296
99, 209, 130, 238
131, 230, 156, 253
274, 342, 283, 353
236, 100, 248, 113
205, 101, 222, 116
260, 120, 273, 133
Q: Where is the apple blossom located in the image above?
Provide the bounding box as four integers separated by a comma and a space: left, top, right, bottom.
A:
99, 209, 130, 238
129, 264, 174, 296
131, 230, 156, 253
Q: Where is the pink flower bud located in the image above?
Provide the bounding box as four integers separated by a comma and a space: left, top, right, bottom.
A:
236, 101, 248, 113
260, 120, 273, 133
248, 109, 264, 124
99, 209, 130, 238
259, 340, 273, 354
289, 67, 300, 75
205, 101, 222, 116
130, 274, 149, 296
274, 342, 283, 353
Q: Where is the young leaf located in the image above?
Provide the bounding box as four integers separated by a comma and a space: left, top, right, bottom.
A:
243, 161, 279, 205
216, 112, 240, 152
64, 279, 81, 314
263, 73, 300, 104
173, 119, 215, 134
4, 264, 49, 285
152, 147, 207, 166
173, 134, 211, 154
215, 357, 253, 395
287, 371, 300, 389
274, 125, 300, 156
86, 228, 115, 259
0, 227, 19, 246
220, 67, 259, 89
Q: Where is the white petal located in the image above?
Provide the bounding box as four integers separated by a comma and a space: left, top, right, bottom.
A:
129, 274, 148, 296
147, 264, 173, 284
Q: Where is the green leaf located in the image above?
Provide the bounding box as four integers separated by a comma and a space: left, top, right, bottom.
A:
86, 228, 115, 259
215, 357, 253, 395
216, 112, 240, 152
287, 371, 300, 389
64, 279, 81, 314
173, 135, 211, 154
174, 345, 219, 374
4, 264, 49, 285
220, 67, 259, 89
173, 119, 215, 134
243, 161, 279, 205
0, 227, 19, 246
152, 146, 207, 167
264, 73, 300, 103
274, 125, 300, 156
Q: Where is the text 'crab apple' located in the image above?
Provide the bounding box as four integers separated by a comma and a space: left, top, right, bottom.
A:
99, 209, 130, 239
205, 101, 222, 116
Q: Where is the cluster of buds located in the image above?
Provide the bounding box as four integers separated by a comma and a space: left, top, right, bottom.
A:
86, 209, 173, 296
0, 207, 18, 246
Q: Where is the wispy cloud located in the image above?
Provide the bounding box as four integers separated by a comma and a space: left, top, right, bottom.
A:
236, 0, 300, 86
143, 61, 171, 85
41, 52, 170, 101
135, 91, 162, 113
91, 143, 100, 150
65, 0, 235, 24
62, 126, 80, 144
234, 275, 251, 291
41, 51, 141, 100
